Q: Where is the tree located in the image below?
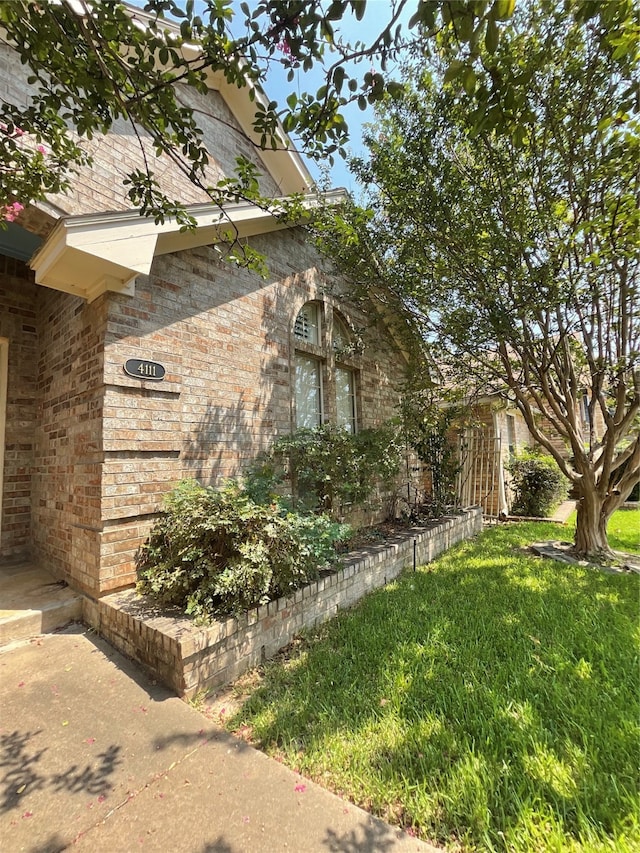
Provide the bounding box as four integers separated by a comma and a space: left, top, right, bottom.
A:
312, 0, 639, 560
1, 0, 635, 233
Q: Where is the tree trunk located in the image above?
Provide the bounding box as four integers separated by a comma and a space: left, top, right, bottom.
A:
573, 488, 615, 561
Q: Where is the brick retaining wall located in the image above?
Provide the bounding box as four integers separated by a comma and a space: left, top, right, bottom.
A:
84, 507, 482, 698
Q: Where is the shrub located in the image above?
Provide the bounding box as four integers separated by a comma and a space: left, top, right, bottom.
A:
136, 479, 349, 621
507, 450, 568, 517
398, 385, 463, 517
252, 422, 404, 518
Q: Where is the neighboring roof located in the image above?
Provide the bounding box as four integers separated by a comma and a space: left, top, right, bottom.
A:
30, 190, 347, 302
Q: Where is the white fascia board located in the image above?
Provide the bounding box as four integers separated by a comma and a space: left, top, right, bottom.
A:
30, 190, 347, 302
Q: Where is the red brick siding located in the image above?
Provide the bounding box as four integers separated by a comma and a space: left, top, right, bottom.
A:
0, 258, 38, 557
98, 228, 408, 590
30, 288, 107, 593
0, 42, 283, 218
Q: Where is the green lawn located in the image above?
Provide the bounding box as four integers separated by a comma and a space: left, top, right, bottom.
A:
225, 517, 640, 852
562, 506, 639, 555
600, 507, 639, 555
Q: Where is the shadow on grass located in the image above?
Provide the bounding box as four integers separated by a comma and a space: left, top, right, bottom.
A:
227, 522, 640, 851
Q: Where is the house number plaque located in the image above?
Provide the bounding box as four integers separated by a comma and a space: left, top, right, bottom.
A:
124, 358, 166, 381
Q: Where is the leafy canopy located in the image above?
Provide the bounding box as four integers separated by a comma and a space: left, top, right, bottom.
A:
1, 0, 636, 229
312, 0, 639, 557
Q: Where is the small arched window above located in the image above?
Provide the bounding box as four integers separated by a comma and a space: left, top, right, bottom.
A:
294, 301, 321, 346
332, 312, 351, 353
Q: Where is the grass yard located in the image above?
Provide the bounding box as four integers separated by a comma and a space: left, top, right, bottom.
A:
225, 516, 640, 852
600, 507, 639, 555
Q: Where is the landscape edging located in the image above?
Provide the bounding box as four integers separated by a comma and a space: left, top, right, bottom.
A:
84, 506, 483, 698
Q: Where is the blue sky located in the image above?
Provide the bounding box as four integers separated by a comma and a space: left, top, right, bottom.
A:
229, 1, 400, 193
127, 0, 408, 194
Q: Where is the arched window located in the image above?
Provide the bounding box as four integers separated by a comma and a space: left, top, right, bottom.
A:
332, 313, 350, 353
294, 301, 321, 345
294, 302, 323, 428
293, 301, 358, 432
333, 312, 356, 433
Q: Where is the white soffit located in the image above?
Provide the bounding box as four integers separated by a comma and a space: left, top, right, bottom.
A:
30, 191, 347, 302
129, 6, 315, 196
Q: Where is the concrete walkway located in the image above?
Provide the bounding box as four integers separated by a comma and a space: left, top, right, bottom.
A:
550, 500, 576, 523
0, 625, 438, 853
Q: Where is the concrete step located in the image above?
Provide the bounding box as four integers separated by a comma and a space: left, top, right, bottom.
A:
0, 562, 83, 647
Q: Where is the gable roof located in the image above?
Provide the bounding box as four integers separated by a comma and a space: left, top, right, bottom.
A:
127, 5, 314, 196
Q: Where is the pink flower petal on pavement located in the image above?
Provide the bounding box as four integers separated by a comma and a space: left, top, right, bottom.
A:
18, 681, 25, 688
97, 794, 106, 803
294, 783, 306, 793
22, 811, 33, 819
85, 737, 96, 744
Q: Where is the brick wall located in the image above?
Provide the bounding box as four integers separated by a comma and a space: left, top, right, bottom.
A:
0, 42, 284, 219
0, 45, 408, 595
30, 288, 108, 593
97, 227, 409, 592
1, 226, 409, 592
86, 507, 483, 697
0, 258, 38, 557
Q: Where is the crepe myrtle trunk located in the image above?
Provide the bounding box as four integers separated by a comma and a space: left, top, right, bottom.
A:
572, 476, 629, 561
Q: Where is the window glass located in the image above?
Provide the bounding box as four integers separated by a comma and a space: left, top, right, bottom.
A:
332, 313, 350, 352
336, 367, 356, 433
295, 354, 322, 428
294, 303, 320, 345
507, 414, 516, 456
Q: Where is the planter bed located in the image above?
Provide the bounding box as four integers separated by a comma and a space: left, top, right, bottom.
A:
84, 506, 482, 698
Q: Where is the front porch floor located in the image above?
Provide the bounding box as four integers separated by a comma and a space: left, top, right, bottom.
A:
0, 560, 83, 647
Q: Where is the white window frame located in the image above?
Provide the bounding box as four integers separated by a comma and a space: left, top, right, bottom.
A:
294, 352, 323, 429
335, 365, 357, 433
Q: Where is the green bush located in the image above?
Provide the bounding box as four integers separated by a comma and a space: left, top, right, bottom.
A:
136, 479, 349, 621
398, 384, 462, 517
253, 422, 404, 518
507, 450, 568, 517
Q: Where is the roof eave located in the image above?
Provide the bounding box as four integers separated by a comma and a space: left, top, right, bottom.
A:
30, 190, 347, 302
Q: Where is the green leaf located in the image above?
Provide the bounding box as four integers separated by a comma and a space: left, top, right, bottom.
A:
462, 66, 476, 96
350, 0, 366, 22
386, 81, 404, 99
443, 59, 464, 84
326, 1, 346, 22
333, 66, 345, 94
485, 18, 499, 54
491, 0, 516, 22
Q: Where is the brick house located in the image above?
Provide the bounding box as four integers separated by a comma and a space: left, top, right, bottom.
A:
0, 35, 410, 600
